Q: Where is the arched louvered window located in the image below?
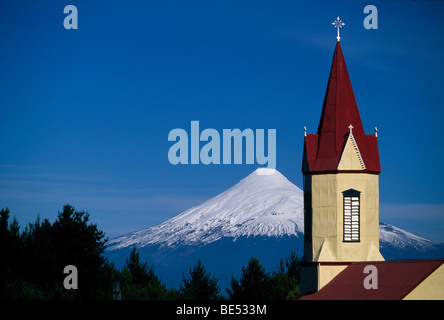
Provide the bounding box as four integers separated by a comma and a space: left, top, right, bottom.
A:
343, 189, 360, 242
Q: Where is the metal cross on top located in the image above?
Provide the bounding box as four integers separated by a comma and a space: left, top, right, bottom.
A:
332, 17, 345, 42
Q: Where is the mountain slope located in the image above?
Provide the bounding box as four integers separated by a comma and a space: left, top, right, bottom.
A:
379, 223, 444, 260
107, 168, 304, 250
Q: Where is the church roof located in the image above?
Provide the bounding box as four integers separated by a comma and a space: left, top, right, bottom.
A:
303, 42, 381, 174
300, 259, 444, 300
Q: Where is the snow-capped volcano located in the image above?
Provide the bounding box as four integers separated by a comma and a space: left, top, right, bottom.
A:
107, 168, 304, 250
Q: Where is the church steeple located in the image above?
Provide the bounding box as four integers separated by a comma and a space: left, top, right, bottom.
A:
303, 41, 380, 174
301, 39, 384, 296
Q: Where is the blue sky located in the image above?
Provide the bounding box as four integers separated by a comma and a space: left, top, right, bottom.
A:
0, 0, 443, 242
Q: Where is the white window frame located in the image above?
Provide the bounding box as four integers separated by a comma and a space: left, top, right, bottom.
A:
343, 189, 360, 242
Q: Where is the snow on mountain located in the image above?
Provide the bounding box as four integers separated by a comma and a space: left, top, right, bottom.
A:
379, 223, 444, 259
380, 223, 436, 250
107, 168, 304, 250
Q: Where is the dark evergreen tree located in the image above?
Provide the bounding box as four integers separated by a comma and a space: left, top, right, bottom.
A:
284, 250, 301, 299
269, 251, 301, 299
49, 205, 109, 299
1, 205, 115, 299
125, 247, 153, 286
180, 259, 221, 300
227, 257, 271, 300
285, 251, 301, 281
0, 208, 26, 299
120, 247, 167, 299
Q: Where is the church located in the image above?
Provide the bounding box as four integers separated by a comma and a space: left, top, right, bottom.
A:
299, 19, 444, 300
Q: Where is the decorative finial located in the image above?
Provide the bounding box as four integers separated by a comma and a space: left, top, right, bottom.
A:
304, 126, 307, 137
375, 127, 378, 137
332, 17, 345, 42
349, 124, 354, 133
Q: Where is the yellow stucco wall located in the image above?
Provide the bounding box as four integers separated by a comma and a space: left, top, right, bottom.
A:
301, 172, 384, 295
308, 173, 384, 263
403, 264, 444, 300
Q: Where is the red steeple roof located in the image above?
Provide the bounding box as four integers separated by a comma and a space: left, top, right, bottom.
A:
303, 42, 381, 174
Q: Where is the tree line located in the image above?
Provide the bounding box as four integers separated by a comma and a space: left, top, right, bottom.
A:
0, 205, 300, 300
